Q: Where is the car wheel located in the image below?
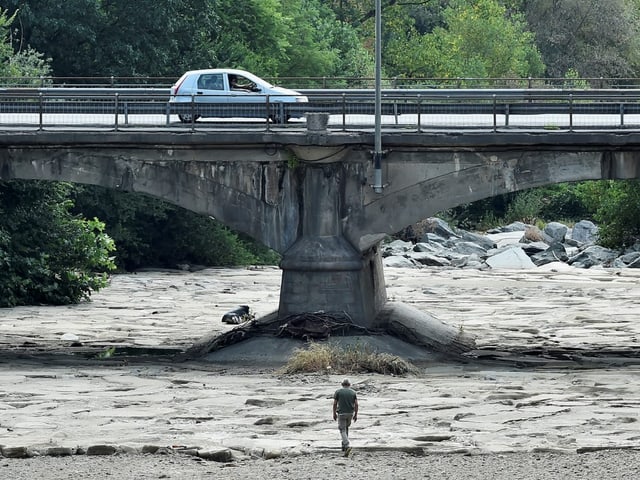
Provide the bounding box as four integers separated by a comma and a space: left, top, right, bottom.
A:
178, 114, 200, 123
269, 114, 290, 124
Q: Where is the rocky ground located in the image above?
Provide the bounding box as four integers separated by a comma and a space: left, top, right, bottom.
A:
3, 449, 640, 479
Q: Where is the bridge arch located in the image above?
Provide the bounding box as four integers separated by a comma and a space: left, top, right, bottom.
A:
348, 149, 640, 247
0, 140, 301, 253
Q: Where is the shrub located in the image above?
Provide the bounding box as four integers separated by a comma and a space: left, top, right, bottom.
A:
282, 342, 418, 376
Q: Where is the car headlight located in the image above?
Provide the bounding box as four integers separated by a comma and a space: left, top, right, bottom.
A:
296, 96, 309, 102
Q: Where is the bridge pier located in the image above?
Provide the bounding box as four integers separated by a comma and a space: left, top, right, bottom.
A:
278, 165, 387, 329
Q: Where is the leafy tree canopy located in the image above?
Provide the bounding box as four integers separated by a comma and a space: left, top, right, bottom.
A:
0, 181, 116, 307
518, 0, 640, 79
4, 0, 372, 79
383, 0, 544, 78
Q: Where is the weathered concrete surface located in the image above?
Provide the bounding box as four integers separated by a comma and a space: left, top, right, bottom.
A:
2, 130, 640, 328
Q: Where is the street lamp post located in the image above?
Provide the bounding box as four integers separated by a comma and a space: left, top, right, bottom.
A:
372, 0, 384, 193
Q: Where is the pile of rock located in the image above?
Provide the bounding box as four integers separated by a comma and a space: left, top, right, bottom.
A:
383, 218, 640, 270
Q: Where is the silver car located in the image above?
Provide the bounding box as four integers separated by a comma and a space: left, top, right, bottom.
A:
170, 68, 308, 123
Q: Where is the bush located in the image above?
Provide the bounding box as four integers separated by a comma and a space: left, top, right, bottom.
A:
282, 342, 418, 376
0, 180, 116, 307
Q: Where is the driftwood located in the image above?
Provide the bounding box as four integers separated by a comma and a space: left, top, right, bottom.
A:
179, 311, 370, 361
381, 302, 476, 355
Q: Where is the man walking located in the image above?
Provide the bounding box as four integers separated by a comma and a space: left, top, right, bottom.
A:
333, 378, 358, 456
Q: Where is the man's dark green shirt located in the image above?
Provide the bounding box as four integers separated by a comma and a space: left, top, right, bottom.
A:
334, 387, 357, 414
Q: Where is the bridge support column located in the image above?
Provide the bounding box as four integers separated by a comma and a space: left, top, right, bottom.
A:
278, 165, 387, 329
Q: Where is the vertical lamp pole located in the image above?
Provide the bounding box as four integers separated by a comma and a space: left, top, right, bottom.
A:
373, 0, 384, 193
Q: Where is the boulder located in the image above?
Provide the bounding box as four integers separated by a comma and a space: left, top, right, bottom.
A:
544, 222, 569, 243
460, 231, 496, 250
383, 256, 420, 268
422, 217, 460, 239
530, 242, 569, 266
570, 220, 599, 245
568, 245, 619, 268
407, 251, 452, 267
486, 247, 536, 269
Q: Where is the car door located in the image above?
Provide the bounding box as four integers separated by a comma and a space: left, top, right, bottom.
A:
195, 73, 227, 103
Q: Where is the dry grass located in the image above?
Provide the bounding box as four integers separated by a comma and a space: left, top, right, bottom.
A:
282, 342, 418, 376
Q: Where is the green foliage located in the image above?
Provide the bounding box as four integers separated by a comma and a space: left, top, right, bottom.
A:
0, 7, 51, 80
521, 0, 640, 79
575, 180, 640, 247
5, 0, 371, 80
0, 181, 116, 307
502, 189, 544, 225
71, 186, 279, 271
383, 0, 544, 78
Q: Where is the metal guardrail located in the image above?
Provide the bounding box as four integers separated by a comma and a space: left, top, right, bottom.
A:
3, 75, 640, 89
1, 88, 640, 131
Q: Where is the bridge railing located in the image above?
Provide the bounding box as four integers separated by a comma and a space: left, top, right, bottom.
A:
3, 75, 640, 89
2, 89, 640, 131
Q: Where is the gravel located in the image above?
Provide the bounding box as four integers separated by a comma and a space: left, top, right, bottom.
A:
3, 450, 640, 480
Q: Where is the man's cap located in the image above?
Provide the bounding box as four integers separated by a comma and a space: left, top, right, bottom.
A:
342, 378, 351, 386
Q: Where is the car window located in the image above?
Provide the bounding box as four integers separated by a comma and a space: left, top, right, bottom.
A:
228, 74, 257, 92
197, 74, 224, 91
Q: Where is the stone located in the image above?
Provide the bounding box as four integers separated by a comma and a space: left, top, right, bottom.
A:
422, 217, 460, 239
383, 256, 420, 268
531, 242, 569, 266
46, 446, 73, 456
407, 251, 451, 267
1, 446, 30, 458
263, 449, 283, 460
568, 245, 619, 268
570, 220, 599, 245
492, 221, 527, 233
382, 240, 413, 257
86, 445, 118, 456
198, 448, 234, 462
254, 417, 275, 425
451, 241, 489, 257
619, 251, 640, 266
544, 222, 569, 243
420, 232, 449, 245
486, 247, 536, 269
60, 333, 80, 342
460, 231, 496, 250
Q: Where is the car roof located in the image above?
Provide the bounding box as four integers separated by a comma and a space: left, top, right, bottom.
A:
180, 69, 274, 88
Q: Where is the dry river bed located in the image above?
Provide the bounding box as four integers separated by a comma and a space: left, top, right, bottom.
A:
1, 264, 639, 479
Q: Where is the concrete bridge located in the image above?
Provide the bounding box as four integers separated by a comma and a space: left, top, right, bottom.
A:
1, 126, 640, 331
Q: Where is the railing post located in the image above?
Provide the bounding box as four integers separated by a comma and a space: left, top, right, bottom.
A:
417, 94, 421, 133
266, 94, 271, 132
569, 94, 573, 131
620, 103, 625, 127
492, 94, 497, 132
110, 76, 115, 87
528, 77, 532, 89
342, 93, 347, 131
114, 93, 119, 130
38, 92, 43, 131
190, 94, 195, 132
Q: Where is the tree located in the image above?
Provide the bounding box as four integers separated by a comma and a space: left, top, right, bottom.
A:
70, 187, 279, 271
519, 0, 640, 79
5, 0, 371, 80
0, 10, 115, 307
383, 0, 544, 78
0, 181, 116, 307
576, 180, 640, 247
